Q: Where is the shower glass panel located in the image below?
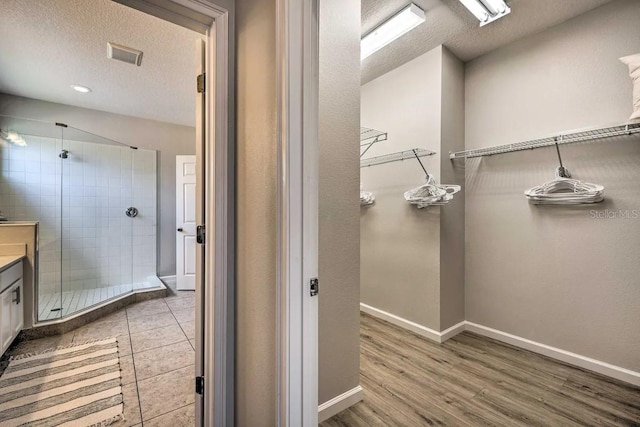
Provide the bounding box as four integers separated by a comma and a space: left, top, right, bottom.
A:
131, 148, 159, 291
0, 115, 159, 323
59, 132, 134, 318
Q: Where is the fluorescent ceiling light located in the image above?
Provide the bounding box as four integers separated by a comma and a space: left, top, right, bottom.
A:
70, 84, 92, 93
361, 3, 426, 61
459, 0, 510, 26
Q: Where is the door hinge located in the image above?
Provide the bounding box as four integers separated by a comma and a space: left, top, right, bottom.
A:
196, 225, 206, 244
195, 376, 204, 395
310, 278, 319, 297
197, 73, 205, 93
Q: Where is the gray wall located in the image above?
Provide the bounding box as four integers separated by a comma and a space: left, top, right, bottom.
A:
360, 46, 466, 332
235, 0, 277, 424
318, 0, 362, 406
234, 0, 363, 420
0, 93, 195, 277
439, 47, 465, 330
465, 0, 640, 371
361, 47, 443, 330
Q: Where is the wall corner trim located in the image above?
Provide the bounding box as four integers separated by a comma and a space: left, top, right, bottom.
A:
465, 322, 640, 387
360, 303, 465, 343
318, 385, 364, 423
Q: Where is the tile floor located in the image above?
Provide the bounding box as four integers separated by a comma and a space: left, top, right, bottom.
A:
7, 286, 196, 427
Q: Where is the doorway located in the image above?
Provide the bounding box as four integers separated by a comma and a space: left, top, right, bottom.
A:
0, 0, 234, 425
113, 1, 235, 425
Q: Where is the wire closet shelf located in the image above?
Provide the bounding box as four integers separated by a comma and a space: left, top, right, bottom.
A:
449, 122, 640, 160
360, 126, 388, 159
360, 127, 388, 146
361, 148, 436, 168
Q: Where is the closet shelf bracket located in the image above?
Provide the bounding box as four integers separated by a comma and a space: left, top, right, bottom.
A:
360, 127, 388, 158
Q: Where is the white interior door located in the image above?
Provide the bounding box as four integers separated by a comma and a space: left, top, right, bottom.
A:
176, 155, 197, 291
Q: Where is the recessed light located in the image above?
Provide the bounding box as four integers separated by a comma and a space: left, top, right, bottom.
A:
70, 85, 92, 93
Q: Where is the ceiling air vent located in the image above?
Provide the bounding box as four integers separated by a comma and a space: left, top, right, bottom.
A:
107, 42, 143, 66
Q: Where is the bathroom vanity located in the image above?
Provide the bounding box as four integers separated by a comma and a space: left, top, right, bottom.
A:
0, 223, 37, 332
0, 256, 24, 354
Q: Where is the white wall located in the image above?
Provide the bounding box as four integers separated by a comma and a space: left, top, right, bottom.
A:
0, 135, 157, 300
464, 0, 640, 372
0, 93, 195, 277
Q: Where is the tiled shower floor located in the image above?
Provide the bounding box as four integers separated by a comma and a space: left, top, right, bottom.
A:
38, 282, 162, 321
10, 286, 196, 426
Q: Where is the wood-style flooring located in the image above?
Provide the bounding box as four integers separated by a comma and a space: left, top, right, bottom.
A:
321, 313, 640, 426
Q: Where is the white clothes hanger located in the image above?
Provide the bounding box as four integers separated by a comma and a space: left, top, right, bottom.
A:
359, 128, 385, 207
360, 183, 375, 206
404, 150, 461, 208
524, 143, 604, 205
404, 173, 461, 208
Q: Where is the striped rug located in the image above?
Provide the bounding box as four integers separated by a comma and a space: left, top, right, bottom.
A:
0, 338, 124, 427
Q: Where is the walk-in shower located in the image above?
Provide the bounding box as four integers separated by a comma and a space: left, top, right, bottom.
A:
0, 115, 162, 322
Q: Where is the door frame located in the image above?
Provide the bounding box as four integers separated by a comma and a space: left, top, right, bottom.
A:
275, 0, 320, 426
115, 1, 236, 426
116, 0, 321, 425
183, 2, 236, 427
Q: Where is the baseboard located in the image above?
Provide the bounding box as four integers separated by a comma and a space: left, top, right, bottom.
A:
466, 322, 640, 387
360, 303, 465, 343
440, 320, 467, 342
318, 385, 363, 423
359, 304, 640, 386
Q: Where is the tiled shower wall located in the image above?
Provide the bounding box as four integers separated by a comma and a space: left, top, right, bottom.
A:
0, 135, 157, 295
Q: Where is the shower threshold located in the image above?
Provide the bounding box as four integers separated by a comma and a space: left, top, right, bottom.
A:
36, 277, 166, 322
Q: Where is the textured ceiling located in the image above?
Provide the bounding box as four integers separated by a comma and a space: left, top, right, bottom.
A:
361, 0, 616, 84
0, 0, 203, 127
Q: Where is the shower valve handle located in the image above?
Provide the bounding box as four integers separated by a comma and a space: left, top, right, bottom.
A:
125, 207, 138, 218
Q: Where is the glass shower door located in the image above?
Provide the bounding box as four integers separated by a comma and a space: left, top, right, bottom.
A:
38, 123, 65, 320
1, 115, 157, 322
59, 132, 134, 317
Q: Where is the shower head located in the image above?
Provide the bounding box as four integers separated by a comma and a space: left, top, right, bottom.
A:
59, 149, 69, 159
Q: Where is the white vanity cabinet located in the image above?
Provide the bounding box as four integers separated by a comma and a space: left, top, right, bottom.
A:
0, 259, 24, 354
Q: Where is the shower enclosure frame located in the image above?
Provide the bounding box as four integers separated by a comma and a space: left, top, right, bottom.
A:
0, 116, 161, 322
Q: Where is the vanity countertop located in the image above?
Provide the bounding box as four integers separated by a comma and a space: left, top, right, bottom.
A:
0, 255, 24, 271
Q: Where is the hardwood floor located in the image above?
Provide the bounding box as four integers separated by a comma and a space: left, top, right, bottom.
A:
321, 313, 640, 426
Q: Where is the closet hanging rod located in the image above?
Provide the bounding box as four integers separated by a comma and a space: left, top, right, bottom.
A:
361, 148, 436, 168
449, 122, 640, 160
360, 127, 388, 146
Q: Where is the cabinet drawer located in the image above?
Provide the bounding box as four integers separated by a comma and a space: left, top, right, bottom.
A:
0, 261, 22, 291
